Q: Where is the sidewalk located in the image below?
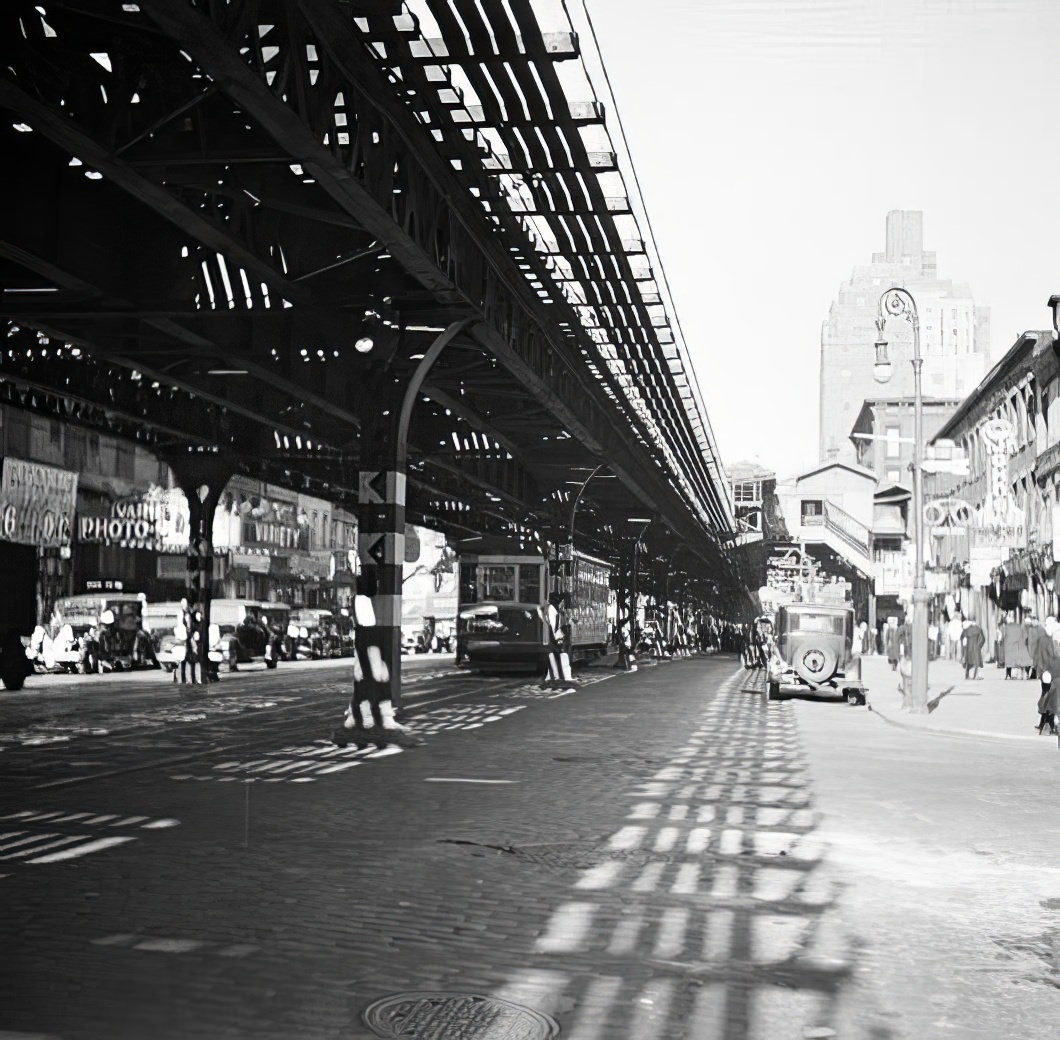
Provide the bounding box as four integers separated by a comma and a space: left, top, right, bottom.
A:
858, 651, 1058, 745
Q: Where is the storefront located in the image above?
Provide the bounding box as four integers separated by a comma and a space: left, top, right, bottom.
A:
0, 457, 78, 624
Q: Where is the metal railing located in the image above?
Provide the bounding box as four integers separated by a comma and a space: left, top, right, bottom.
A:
802, 500, 870, 557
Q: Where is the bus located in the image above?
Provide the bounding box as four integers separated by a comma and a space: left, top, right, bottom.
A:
456, 545, 612, 673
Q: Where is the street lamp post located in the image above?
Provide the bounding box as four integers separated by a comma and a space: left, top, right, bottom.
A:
628, 518, 652, 640
874, 286, 929, 713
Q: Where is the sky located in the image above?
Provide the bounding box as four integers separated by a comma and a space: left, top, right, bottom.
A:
579, 0, 1060, 480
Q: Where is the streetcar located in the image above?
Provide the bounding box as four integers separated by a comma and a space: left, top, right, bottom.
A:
456, 542, 612, 673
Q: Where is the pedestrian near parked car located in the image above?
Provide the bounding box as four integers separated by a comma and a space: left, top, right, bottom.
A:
946, 613, 963, 660
544, 591, 575, 693
961, 617, 985, 680
885, 617, 900, 671
616, 615, 637, 672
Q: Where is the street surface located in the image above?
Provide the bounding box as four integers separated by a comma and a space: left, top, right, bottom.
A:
2, 652, 1057, 1039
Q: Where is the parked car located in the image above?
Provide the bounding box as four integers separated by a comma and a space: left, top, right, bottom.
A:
766, 602, 866, 704
53, 593, 159, 673
289, 608, 335, 660
209, 600, 289, 670
142, 602, 185, 672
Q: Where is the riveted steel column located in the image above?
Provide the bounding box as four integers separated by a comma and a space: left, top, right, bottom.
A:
340, 318, 479, 744
164, 452, 233, 683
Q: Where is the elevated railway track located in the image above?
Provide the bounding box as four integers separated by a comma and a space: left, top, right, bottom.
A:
1, 0, 749, 714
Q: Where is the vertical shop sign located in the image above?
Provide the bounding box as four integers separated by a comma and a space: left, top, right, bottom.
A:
0, 459, 78, 547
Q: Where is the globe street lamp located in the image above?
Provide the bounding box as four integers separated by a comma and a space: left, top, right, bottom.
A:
873, 286, 929, 713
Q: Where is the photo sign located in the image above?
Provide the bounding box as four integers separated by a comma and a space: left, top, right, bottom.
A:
0, 459, 78, 548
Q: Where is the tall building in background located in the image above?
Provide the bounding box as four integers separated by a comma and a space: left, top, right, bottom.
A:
819, 210, 990, 465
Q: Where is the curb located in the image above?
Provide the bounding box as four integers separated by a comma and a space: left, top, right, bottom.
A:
863, 699, 1059, 747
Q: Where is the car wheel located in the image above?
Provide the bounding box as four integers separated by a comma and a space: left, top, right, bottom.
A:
266, 658, 278, 669
2, 668, 26, 691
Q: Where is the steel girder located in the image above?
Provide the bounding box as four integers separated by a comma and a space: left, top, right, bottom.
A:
1, 0, 741, 594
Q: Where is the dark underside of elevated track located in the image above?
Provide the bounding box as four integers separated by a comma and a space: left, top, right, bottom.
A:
1, 0, 746, 600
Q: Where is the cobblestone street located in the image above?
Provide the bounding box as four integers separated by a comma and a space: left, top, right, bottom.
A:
4, 654, 1058, 1040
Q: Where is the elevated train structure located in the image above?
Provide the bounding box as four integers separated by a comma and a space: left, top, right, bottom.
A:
1, 0, 751, 709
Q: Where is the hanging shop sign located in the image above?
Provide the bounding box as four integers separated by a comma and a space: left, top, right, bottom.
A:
924, 497, 973, 536
981, 418, 1016, 525
78, 485, 191, 552
0, 458, 78, 548
969, 546, 1004, 587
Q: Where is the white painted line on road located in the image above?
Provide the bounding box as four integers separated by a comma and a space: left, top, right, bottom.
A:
141, 819, 179, 829
423, 777, 519, 783
133, 937, 206, 953
27, 836, 135, 864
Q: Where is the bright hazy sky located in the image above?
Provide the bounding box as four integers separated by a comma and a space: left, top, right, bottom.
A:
583, 0, 1060, 480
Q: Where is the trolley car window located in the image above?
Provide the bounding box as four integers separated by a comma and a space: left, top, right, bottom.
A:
478, 565, 516, 602
519, 565, 541, 605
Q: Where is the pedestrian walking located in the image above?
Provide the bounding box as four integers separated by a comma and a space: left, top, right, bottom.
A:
1002, 616, 1031, 679
544, 591, 575, 693
616, 615, 637, 672
961, 617, 985, 680
1034, 617, 1060, 705
1022, 614, 1045, 681
946, 613, 963, 661
857, 620, 871, 656
1036, 678, 1059, 735
897, 619, 914, 708
885, 617, 900, 671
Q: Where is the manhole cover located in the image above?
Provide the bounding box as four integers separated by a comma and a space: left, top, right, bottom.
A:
363, 992, 558, 1039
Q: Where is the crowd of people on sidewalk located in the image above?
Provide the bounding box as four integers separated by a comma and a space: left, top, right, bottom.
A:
878, 609, 1058, 734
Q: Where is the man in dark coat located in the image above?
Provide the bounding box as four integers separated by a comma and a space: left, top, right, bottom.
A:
1023, 615, 1048, 682
961, 618, 985, 680
1037, 681, 1059, 735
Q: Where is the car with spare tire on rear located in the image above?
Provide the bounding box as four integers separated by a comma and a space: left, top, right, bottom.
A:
766, 602, 866, 705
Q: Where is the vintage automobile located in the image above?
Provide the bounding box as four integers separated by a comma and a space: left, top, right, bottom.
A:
766, 602, 866, 704
209, 599, 289, 670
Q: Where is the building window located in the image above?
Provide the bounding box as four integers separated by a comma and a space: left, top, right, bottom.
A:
887, 469, 901, 484
801, 500, 823, 521
885, 425, 901, 458
733, 481, 761, 503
